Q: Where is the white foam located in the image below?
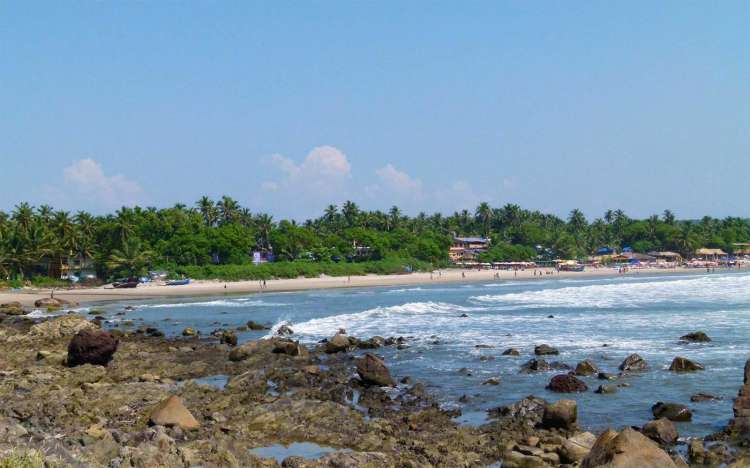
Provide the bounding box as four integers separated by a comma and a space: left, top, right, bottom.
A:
141, 299, 289, 309
471, 274, 750, 309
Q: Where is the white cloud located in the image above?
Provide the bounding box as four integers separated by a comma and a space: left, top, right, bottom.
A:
374, 164, 423, 196
264, 145, 351, 196
61, 159, 144, 208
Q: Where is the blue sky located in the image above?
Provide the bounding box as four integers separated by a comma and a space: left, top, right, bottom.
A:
2, 2, 748, 220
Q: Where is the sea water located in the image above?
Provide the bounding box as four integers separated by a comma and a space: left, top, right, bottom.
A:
90, 271, 750, 437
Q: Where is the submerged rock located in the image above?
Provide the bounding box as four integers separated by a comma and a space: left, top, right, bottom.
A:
652, 402, 692, 422
691, 393, 722, 402
534, 344, 559, 356
67, 329, 119, 367
619, 353, 648, 372
595, 384, 618, 394
520, 359, 552, 373
581, 427, 677, 468
246, 320, 268, 330
356, 353, 395, 386
669, 356, 704, 372
680, 331, 711, 343
148, 395, 200, 430
502, 348, 520, 356
546, 374, 588, 393
642, 418, 678, 445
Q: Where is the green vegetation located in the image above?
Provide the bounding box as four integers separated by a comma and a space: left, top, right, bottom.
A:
1, 198, 748, 283
0, 449, 50, 468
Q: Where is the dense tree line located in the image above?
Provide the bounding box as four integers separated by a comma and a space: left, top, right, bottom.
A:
0, 197, 748, 282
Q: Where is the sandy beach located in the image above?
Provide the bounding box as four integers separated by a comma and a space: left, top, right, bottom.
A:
0, 266, 723, 308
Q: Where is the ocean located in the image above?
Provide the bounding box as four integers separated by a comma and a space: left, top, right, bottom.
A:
76, 270, 750, 437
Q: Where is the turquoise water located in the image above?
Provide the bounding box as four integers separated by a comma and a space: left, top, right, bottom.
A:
88, 271, 750, 437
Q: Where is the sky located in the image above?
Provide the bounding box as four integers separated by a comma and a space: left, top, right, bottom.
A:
1, 1, 748, 221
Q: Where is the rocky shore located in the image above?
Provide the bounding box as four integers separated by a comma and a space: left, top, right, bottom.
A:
1, 304, 750, 467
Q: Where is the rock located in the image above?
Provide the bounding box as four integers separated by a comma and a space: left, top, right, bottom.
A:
598, 372, 618, 380
29, 315, 97, 339
34, 297, 77, 308
144, 327, 164, 337
582, 427, 677, 468
680, 331, 711, 343
503, 348, 520, 356
0, 302, 26, 315
357, 336, 384, 349
229, 340, 272, 362
219, 331, 237, 347
669, 356, 704, 372
642, 418, 678, 445
542, 399, 577, 429
181, 327, 198, 337
272, 339, 308, 357
482, 377, 500, 385
276, 324, 293, 336
652, 402, 692, 422
475, 344, 494, 349
36, 350, 67, 365
356, 353, 395, 386
534, 344, 559, 356
546, 374, 588, 393
691, 393, 721, 402
246, 320, 268, 330
619, 353, 648, 372
148, 396, 200, 430
325, 333, 351, 353
67, 329, 119, 367
502, 450, 548, 468
560, 432, 597, 463
492, 396, 549, 427
688, 439, 705, 464
459, 313, 469, 318
575, 359, 599, 376
595, 384, 618, 394
520, 359, 552, 373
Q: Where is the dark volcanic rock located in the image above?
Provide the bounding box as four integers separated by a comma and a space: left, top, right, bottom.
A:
520, 359, 552, 373
246, 320, 268, 330
534, 344, 559, 356
597, 372, 618, 381
652, 402, 692, 422
669, 356, 704, 372
619, 353, 648, 372
546, 374, 588, 393
502, 348, 520, 356
680, 331, 711, 343
67, 329, 119, 367
356, 353, 395, 386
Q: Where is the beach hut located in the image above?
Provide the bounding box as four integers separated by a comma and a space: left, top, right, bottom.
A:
696, 248, 727, 261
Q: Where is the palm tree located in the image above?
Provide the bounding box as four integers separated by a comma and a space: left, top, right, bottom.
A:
107, 239, 152, 277
254, 213, 274, 249
388, 206, 402, 231
662, 209, 676, 225
217, 195, 239, 224
323, 204, 338, 227
196, 196, 217, 227
475, 202, 492, 236
342, 201, 359, 227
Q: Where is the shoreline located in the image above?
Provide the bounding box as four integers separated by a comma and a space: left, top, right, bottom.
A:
0, 265, 739, 308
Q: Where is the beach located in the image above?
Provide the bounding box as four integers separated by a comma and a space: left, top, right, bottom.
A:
0, 266, 718, 308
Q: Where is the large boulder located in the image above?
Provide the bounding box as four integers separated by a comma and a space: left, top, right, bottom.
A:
34, 297, 77, 308
546, 374, 588, 393
246, 320, 268, 330
276, 324, 293, 336
325, 333, 351, 353
67, 329, 119, 367
669, 356, 704, 372
29, 315, 97, 339
560, 432, 597, 464
356, 353, 395, 386
652, 402, 692, 422
642, 418, 678, 445
619, 353, 648, 372
534, 344, 559, 356
149, 396, 200, 430
541, 399, 577, 430
228, 339, 273, 361
575, 359, 599, 376
492, 396, 549, 428
680, 331, 711, 343
581, 427, 677, 468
